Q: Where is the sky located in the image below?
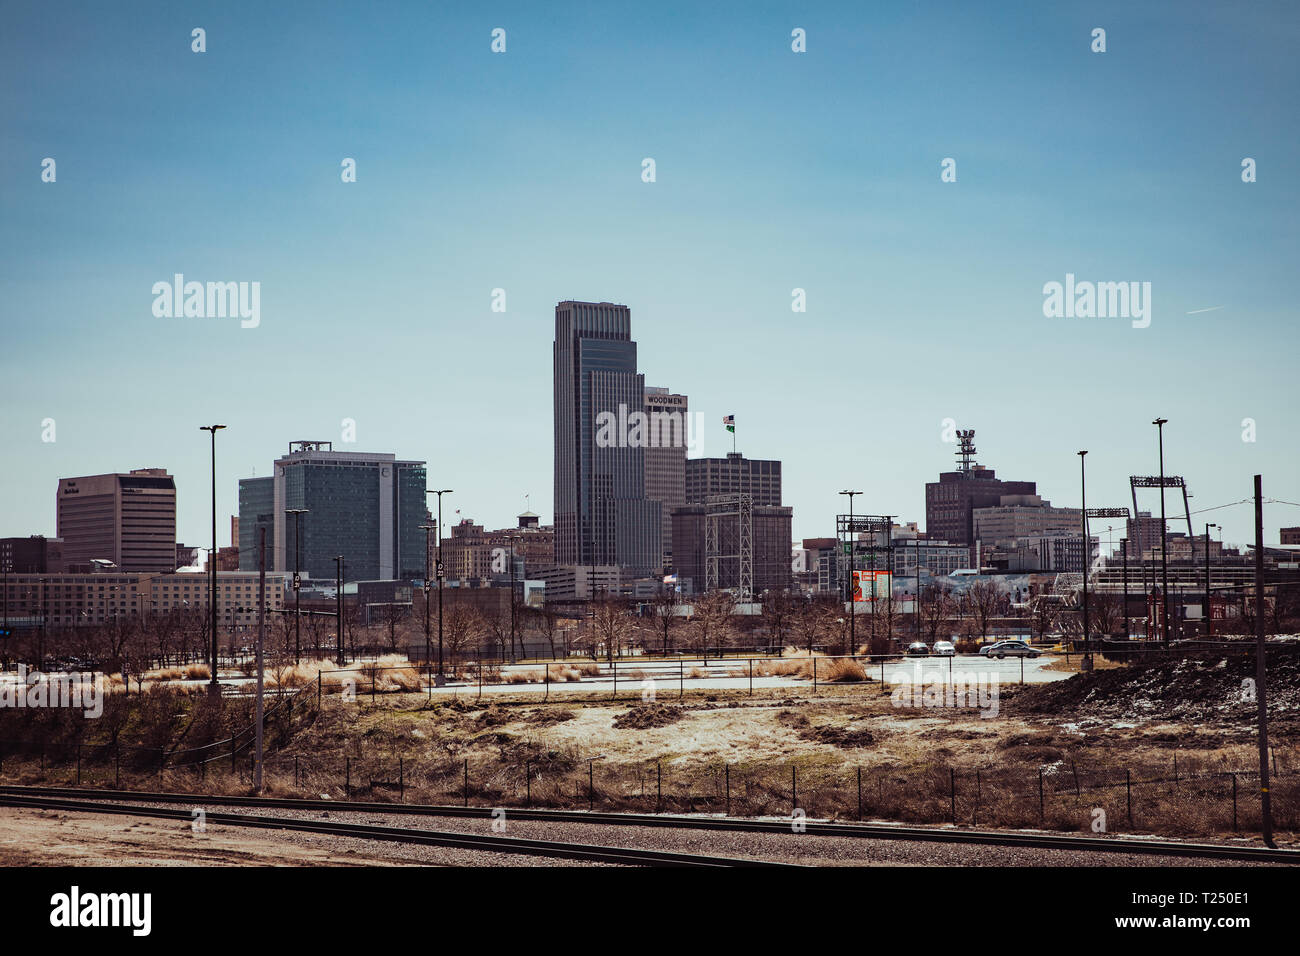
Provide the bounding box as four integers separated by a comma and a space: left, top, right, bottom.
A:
2, 0, 1298, 558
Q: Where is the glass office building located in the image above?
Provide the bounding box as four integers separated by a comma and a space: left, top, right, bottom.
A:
239, 442, 428, 583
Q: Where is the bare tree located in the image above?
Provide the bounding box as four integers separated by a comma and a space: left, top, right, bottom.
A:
762, 590, 797, 652
967, 581, 1001, 641
919, 583, 955, 643
688, 591, 736, 661
591, 599, 637, 663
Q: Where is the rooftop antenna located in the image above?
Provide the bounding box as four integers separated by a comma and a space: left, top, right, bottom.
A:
956, 429, 977, 476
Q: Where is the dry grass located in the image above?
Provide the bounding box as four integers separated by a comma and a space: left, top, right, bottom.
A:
686, 667, 708, 679
503, 668, 545, 684
183, 663, 210, 680
820, 657, 869, 682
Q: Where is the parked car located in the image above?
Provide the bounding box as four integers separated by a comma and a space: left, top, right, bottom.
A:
931, 640, 956, 656
979, 640, 1040, 659
905, 641, 930, 656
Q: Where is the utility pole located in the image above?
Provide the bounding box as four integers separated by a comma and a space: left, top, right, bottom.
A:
1153, 418, 1171, 645
254, 528, 266, 794
1120, 537, 1130, 639
1205, 522, 1217, 640
333, 555, 345, 665
200, 424, 226, 695
286, 508, 308, 663
420, 523, 435, 678
1253, 475, 1274, 847
1078, 451, 1091, 670
427, 490, 453, 683
509, 537, 518, 662
840, 490, 861, 656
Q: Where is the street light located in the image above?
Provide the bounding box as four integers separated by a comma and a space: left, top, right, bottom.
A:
419, 522, 436, 680
1078, 451, 1092, 670
1153, 418, 1170, 645
332, 555, 345, 665
426, 489, 453, 681
1205, 522, 1218, 639
200, 424, 226, 694
840, 490, 861, 656
286, 508, 309, 663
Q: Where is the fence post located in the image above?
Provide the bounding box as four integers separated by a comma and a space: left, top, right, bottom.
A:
612, 660, 617, 701
295, 755, 299, 787
159, 748, 165, 782
1072, 760, 1080, 799
230, 736, 236, 772
526, 761, 531, 807
857, 766, 862, 820
77, 744, 82, 785
679, 659, 683, 698
463, 758, 468, 807
1126, 769, 1133, 827
588, 760, 594, 811
1232, 773, 1238, 832
950, 768, 956, 824
813, 656, 817, 693
544, 664, 549, 701
399, 757, 404, 803
1038, 768, 1044, 824
974, 770, 980, 826
748, 658, 753, 696
657, 761, 662, 813
725, 763, 730, 816
371, 668, 376, 702
792, 765, 797, 812
115, 745, 120, 788
345, 756, 350, 795
317, 671, 321, 708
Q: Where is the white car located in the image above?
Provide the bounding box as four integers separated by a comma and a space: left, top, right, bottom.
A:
979, 640, 1040, 659
932, 640, 956, 656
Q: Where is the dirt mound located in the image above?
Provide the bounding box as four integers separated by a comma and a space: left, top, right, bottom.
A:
612, 703, 685, 729
523, 709, 577, 727
803, 725, 876, 749
1009, 644, 1300, 726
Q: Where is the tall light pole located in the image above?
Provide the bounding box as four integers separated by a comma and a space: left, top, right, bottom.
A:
1204, 522, 1217, 640
286, 508, 308, 663
427, 489, 453, 681
200, 424, 226, 694
419, 522, 436, 677
1153, 418, 1171, 645
332, 554, 345, 665
1078, 451, 1092, 670
840, 490, 861, 656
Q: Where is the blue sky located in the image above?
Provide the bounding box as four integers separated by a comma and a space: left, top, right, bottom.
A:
2, 0, 1298, 555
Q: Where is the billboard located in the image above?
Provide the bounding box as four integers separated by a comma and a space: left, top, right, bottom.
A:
851, 569, 892, 603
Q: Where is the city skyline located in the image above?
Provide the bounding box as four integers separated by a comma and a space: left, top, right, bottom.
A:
2, 1, 1297, 553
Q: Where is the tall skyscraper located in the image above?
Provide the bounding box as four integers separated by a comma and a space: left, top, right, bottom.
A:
643, 386, 688, 570
56, 468, 177, 572
553, 300, 661, 574
238, 441, 427, 582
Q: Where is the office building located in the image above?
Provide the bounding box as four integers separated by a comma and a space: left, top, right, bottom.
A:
56, 469, 177, 573
552, 300, 661, 574
643, 386, 689, 570
925, 465, 1035, 547
1, 536, 64, 574
685, 453, 782, 506
238, 441, 427, 583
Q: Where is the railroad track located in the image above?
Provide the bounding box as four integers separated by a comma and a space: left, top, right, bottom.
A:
2, 783, 1294, 864
0, 789, 786, 868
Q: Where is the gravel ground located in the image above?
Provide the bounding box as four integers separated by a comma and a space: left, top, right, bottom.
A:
73, 799, 1284, 867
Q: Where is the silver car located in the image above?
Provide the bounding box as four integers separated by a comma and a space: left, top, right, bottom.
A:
932, 640, 956, 657
979, 640, 1040, 659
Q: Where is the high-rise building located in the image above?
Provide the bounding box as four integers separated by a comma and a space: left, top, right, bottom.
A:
56, 469, 177, 573
238, 442, 427, 583
685, 453, 782, 506
553, 300, 661, 574
643, 386, 689, 570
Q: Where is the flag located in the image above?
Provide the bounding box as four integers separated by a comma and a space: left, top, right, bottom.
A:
723, 414, 735, 433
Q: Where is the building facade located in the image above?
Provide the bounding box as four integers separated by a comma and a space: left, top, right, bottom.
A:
553, 301, 661, 574
643, 386, 688, 571
925, 465, 1036, 547
685, 453, 782, 506
240, 442, 427, 583
56, 469, 177, 573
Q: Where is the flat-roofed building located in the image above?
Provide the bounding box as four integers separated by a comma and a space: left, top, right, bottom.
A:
56, 469, 177, 573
